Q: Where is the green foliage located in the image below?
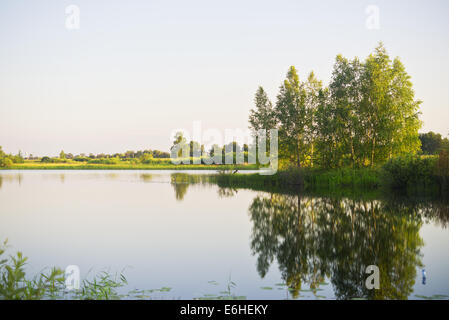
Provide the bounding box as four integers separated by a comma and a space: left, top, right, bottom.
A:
0, 239, 134, 300
215, 167, 380, 194
10, 151, 24, 164
315, 55, 364, 168
170, 132, 188, 158
381, 155, 440, 193
0, 157, 13, 168
40, 157, 67, 163
78, 270, 127, 300
249, 86, 276, 133
170, 135, 250, 165
140, 154, 172, 165
0, 238, 249, 300
11, 156, 24, 164
316, 44, 422, 167
0, 239, 65, 300
0, 147, 15, 167
140, 153, 154, 164
302, 167, 380, 190
250, 43, 423, 169
419, 131, 449, 155
87, 157, 120, 165
436, 150, 449, 194
274, 67, 321, 167
27, 150, 172, 166
215, 153, 448, 196
73, 156, 89, 162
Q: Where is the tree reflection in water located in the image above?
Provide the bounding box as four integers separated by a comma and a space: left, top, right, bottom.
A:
169, 173, 212, 201
248, 193, 435, 299
164, 173, 448, 299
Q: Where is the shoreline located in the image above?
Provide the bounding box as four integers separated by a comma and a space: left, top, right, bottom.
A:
0, 164, 258, 171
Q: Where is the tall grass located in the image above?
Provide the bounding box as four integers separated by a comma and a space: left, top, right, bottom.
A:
1, 239, 248, 300
0, 239, 129, 300
381, 154, 447, 195
302, 167, 380, 190
213, 153, 449, 197
215, 167, 381, 194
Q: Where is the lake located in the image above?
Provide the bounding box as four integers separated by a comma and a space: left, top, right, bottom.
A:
0, 170, 448, 299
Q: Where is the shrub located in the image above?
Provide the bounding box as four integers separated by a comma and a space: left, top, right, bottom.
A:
301, 167, 380, 190
73, 157, 89, 162
382, 155, 438, 191
40, 157, 67, 163
11, 155, 24, 164
87, 158, 119, 165
0, 157, 13, 167
436, 150, 449, 193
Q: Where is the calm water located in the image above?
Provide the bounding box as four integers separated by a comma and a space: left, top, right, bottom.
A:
0, 170, 448, 300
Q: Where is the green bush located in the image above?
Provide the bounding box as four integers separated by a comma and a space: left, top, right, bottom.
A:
0, 157, 13, 168
73, 157, 89, 162
0, 239, 65, 299
11, 155, 24, 164
436, 150, 449, 194
215, 167, 381, 193
302, 167, 380, 190
140, 157, 172, 165
87, 158, 120, 165
40, 157, 67, 163
382, 155, 438, 191
0, 146, 15, 167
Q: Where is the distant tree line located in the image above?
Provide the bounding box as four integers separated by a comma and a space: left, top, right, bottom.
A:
170, 131, 249, 163
0, 147, 24, 167
36, 149, 171, 164
419, 132, 449, 155
0, 148, 170, 166
249, 43, 424, 168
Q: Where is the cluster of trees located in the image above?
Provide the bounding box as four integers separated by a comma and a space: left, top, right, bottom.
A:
249, 44, 423, 168
419, 131, 449, 155
38, 149, 171, 163
0, 147, 24, 167
170, 132, 249, 163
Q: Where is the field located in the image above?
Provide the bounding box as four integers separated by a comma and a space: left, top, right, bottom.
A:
2, 159, 258, 171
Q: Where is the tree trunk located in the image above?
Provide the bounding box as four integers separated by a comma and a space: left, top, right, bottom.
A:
350, 136, 355, 168
297, 194, 302, 231
311, 143, 314, 168
389, 136, 393, 159
297, 137, 301, 168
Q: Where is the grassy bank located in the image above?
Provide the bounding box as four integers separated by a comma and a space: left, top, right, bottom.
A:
1, 161, 258, 171
215, 155, 449, 196
215, 168, 381, 194
2, 155, 448, 196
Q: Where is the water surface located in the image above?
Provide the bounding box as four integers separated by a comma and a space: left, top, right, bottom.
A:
0, 170, 448, 299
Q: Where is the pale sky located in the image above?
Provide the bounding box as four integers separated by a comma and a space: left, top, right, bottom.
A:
1, 0, 448, 156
